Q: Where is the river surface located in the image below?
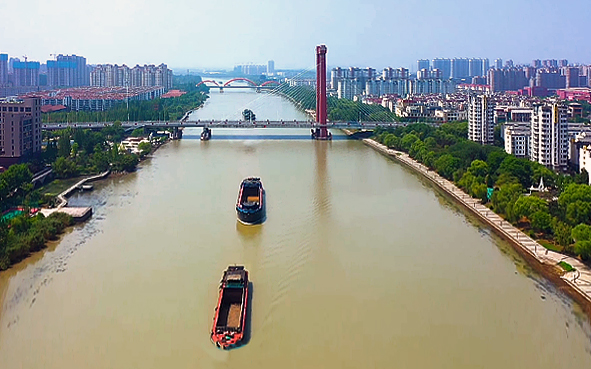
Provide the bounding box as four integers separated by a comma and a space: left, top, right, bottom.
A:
1, 87, 590, 368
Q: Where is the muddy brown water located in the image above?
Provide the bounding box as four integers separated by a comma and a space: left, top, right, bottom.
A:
1, 88, 590, 368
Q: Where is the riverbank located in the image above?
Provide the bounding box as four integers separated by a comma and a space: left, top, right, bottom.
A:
360, 137, 591, 316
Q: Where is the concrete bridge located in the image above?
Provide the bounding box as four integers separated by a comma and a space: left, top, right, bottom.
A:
41, 120, 417, 131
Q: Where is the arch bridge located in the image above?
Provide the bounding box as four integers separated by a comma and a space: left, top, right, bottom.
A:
196, 79, 279, 92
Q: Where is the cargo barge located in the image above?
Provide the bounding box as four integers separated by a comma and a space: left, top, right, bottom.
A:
200, 127, 211, 141
236, 177, 265, 225
211, 266, 249, 349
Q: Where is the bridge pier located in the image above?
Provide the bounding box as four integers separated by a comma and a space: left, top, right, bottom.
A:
171, 127, 183, 140
314, 45, 331, 140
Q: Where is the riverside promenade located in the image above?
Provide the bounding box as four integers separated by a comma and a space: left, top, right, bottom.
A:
39, 170, 110, 222
363, 138, 591, 308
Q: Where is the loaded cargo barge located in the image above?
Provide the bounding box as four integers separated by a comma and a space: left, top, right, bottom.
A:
211, 266, 249, 349
236, 177, 265, 225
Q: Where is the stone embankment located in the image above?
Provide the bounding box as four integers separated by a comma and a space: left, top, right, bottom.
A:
362, 138, 591, 309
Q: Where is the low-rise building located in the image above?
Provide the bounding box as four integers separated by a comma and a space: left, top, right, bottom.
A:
120, 137, 150, 154
573, 133, 591, 184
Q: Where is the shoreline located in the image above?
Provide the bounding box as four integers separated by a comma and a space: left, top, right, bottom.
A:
357, 135, 591, 317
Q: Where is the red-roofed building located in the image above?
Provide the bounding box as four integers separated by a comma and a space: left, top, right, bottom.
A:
161, 89, 186, 98
41, 104, 67, 113
556, 88, 591, 103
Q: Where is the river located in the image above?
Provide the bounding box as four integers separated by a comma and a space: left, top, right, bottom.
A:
0, 87, 590, 368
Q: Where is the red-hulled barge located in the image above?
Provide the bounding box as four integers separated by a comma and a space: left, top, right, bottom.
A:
211, 266, 249, 349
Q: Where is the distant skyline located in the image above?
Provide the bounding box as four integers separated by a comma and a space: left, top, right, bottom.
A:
1, 0, 590, 71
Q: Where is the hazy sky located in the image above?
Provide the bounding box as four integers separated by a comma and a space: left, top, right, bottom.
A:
1, 0, 589, 71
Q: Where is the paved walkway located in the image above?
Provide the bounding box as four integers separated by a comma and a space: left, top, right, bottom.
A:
55, 170, 110, 208
363, 138, 591, 304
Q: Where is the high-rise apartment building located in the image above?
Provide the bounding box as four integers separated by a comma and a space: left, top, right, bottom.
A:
451, 58, 470, 79
563, 67, 580, 88
47, 54, 89, 87
488, 68, 528, 92
535, 70, 566, 90
468, 94, 495, 145
0, 97, 42, 166
542, 59, 558, 68
495, 58, 503, 69
432, 58, 451, 79
417, 59, 430, 72
12, 61, 40, 86
469, 58, 489, 77
234, 64, 267, 75
0, 54, 7, 86
90, 64, 172, 89
267, 60, 275, 75
530, 103, 568, 170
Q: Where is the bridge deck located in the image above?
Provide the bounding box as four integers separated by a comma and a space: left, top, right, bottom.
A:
42, 120, 429, 130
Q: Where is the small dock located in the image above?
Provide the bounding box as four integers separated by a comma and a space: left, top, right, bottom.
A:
39, 207, 92, 222
39, 170, 109, 223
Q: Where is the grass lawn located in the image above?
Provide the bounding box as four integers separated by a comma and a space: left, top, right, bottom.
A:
39, 177, 84, 196
558, 261, 574, 272
538, 239, 563, 252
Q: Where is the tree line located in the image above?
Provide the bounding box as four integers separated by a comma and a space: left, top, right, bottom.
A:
275, 85, 401, 122
373, 122, 591, 262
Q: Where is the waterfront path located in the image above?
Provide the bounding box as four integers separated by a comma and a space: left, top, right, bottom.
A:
363, 138, 591, 304
55, 170, 110, 208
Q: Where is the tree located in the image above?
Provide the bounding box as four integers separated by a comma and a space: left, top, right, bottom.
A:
71, 142, 79, 159
472, 182, 488, 203
575, 168, 590, 185
467, 160, 489, 178
512, 195, 548, 221
138, 142, 152, 157
571, 223, 591, 243
113, 153, 139, 172
574, 241, 591, 261
559, 183, 591, 225
409, 139, 426, 159
57, 134, 71, 158
552, 221, 572, 248
531, 210, 552, 233
0, 164, 33, 205
52, 157, 79, 178
401, 133, 419, 151
91, 150, 110, 172
531, 164, 556, 188
498, 155, 533, 188
435, 154, 461, 180
491, 183, 523, 220
383, 134, 400, 149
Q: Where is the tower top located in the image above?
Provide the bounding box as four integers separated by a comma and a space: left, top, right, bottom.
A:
316, 45, 327, 54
